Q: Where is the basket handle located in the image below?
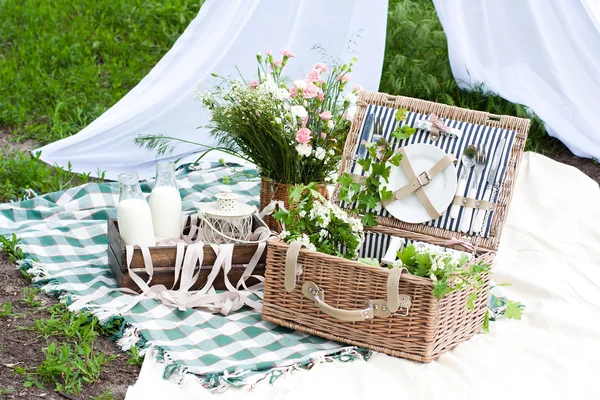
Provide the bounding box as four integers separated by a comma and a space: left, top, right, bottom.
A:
301, 268, 410, 322
302, 268, 411, 322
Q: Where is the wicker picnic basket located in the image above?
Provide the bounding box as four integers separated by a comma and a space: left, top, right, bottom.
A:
262, 91, 529, 362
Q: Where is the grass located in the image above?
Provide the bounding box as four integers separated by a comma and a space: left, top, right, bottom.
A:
381, 0, 560, 154
0, 0, 203, 144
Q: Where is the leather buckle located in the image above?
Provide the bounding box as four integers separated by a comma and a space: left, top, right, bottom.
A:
417, 171, 432, 187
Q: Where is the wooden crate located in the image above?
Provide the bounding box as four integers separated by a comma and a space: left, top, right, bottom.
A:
108, 215, 266, 291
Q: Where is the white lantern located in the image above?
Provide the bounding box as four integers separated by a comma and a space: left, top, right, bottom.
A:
197, 189, 257, 244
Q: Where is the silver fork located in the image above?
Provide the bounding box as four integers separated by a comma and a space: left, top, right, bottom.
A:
459, 148, 487, 233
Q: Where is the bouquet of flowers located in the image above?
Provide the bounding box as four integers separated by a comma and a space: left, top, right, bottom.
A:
137, 49, 362, 185
273, 183, 364, 259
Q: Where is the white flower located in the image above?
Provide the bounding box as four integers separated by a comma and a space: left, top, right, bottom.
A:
392, 259, 404, 268
280, 229, 290, 239
430, 273, 438, 282
275, 88, 290, 100
299, 210, 307, 218
344, 92, 358, 104
274, 117, 282, 124
324, 176, 332, 182
290, 105, 308, 119
328, 149, 335, 155
346, 105, 357, 120
319, 229, 328, 238
314, 147, 326, 160
293, 80, 307, 90
296, 143, 312, 157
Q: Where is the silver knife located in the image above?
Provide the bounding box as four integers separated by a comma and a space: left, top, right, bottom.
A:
357, 112, 375, 159
472, 135, 507, 233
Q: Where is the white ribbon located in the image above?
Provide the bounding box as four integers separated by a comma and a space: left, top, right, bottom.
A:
70, 214, 273, 316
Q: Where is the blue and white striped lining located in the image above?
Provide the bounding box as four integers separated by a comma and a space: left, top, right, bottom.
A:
344, 104, 517, 238
358, 231, 466, 262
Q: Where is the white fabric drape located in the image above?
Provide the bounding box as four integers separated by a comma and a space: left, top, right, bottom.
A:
35, 0, 388, 180
125, 152, 600, 399
432, 0, 600, 161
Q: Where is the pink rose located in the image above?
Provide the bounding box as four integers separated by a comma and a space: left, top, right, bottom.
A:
302, 82, 319, 99
353, 84, 364, 93
249, 80, 259, 89
338, 73, 352, 83
317, 92, 325, 101
312, 62, 328, 73
264, 50, 272, 56
307, 68, 321, 82
280, 49, 295, 58
296, 128, 312, 144
290, 86, 298, 98
320, 132, 327, 139
319, 111, 332, 120
360, 140, 367, 145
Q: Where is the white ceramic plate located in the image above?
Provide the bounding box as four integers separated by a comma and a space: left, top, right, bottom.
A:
380, 144, 457, 224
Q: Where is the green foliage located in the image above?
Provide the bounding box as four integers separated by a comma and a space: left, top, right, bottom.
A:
126, 346, 145, 366
0, 0, 202, 144
20, 287, 42, 308
337, 125, 402, 227
0, 302, 14, 318
274, 183, 364, 259
13, 303, 126, 395
396, 244, 490, 309
20, 304, 99, 343
358, 258, 381, 267
381, 0, 558, 154
17, 341, 117, 395
95, 389, 116, 400
504, 299, 524, 320
0, 150, 103, 202
0, 387, 14, 395
0, 233, 25, 263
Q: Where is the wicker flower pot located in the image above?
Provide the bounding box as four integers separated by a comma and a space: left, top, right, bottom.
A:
259, 177, 329, 232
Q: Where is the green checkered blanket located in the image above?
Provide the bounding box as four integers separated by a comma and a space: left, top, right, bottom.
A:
0, 162, 512, 390
0, 163, 352, 390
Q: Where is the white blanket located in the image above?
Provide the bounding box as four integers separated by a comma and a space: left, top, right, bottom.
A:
35, 0, 388, 180
126, 152, 600, 399
432, 0, 600, 161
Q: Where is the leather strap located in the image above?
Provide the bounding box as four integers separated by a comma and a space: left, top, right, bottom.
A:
300, 268, 411, 322
285, 241, 306, 292
381, 148, 456, 220
452, 196, 496, 211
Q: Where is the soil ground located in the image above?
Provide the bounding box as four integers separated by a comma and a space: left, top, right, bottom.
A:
0, 253, 140, 400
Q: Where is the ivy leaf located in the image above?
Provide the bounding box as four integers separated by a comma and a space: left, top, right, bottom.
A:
338, 173, 353, 187
380, 186, 393, 201
395, 108, 408, 122
392, 125, 417, 140
389, 152, 403, 167
466, 292, 477, 310
272, 210, 288, 222
432, 279, 453, 299
358, 258, 380, 267
290, 185, 304, 203
396, 244, 416, 267
504, 300, 523, 320
361, 212, 377, 227
483, 310, 490, 333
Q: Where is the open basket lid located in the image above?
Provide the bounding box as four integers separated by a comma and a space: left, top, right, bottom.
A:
332, 91, 530, 253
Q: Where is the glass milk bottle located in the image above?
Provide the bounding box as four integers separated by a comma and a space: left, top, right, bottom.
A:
149, 162, 182, 239
117, 172, 156, 246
